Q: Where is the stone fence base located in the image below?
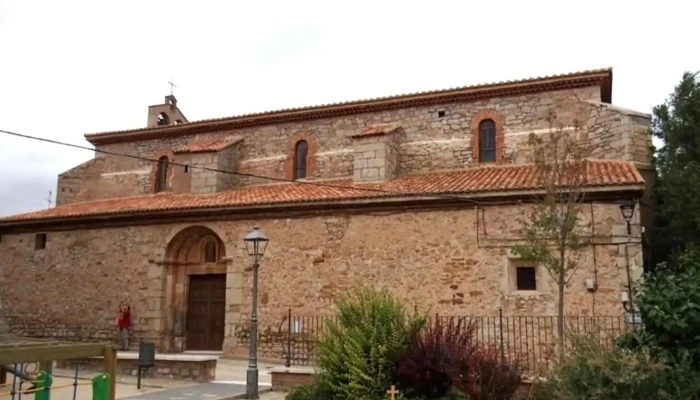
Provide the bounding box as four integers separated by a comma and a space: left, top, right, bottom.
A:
55, 352, 218, 383
270, 366, 315, 391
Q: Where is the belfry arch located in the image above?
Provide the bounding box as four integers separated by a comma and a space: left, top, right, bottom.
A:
161, 226, 228, 352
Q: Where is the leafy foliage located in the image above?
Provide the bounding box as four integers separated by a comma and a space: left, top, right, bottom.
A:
650, 71, 700, 265
514, 115, 591, 338
459, 345, 523, 400
285, 381, 332, 400
533, 332, 700, 400
314, 288, 425, 400
395, 317, 476, 398
625, 248, 700, 366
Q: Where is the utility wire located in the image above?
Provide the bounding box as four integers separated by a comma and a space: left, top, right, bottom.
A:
0, 128, 514, 206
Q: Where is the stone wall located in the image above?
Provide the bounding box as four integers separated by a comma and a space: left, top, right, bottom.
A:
52, 84, 652, 205
185, 145, 241, 194
584, 102, 652, 164
216, 145, 240, 191
0, 201, 642, 355
352, 133, 400, 182
0, 225, 168, 345
56, 358, 217, 383
189, 152, 219, 194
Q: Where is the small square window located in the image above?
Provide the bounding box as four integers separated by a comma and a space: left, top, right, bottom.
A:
35, 233, 47, 250
516, 266, 537, 291
438, 110, 446, 118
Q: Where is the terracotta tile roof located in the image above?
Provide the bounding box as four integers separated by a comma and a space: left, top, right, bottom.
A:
0, 160, 643, 224
174, 138, 242, 154
84, 68, 613, 146
352, 124, 402, 138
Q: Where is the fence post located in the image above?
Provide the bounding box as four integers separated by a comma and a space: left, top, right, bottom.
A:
285, 308, 292, 368
498, 308, 505, 364
33, 370, 53, 400
92, 373, 110, 400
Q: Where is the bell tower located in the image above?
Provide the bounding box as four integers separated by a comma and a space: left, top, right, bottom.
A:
147, 94, 188, 128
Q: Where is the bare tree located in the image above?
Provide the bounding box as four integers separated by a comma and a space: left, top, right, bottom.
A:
513, 114, 591, 341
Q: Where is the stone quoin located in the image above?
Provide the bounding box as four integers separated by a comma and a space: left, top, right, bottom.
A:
0, 68, 652, 360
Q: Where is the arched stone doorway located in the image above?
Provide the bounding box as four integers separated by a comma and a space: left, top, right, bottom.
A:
162, 226, 228, 352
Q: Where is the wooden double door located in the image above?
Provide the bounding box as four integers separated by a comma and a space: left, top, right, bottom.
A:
186, 274, 226, 351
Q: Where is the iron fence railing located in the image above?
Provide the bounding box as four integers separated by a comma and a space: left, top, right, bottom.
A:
279, 309, 637, 375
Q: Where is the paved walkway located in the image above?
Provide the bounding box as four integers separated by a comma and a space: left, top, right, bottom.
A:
119, 382, 259, 400
0, 374, 162, 400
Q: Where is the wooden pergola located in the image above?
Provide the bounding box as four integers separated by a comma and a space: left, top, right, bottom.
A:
0, 334, 116, 399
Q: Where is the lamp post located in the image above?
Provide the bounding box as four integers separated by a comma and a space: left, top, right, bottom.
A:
618, 200, 641, 325
619, 200, 635, 235
243, 226, 268, 400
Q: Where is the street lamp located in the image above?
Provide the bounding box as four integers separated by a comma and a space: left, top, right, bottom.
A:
619, 200, 635, 235
243, 226, 268, 400
618, 200, 642, 325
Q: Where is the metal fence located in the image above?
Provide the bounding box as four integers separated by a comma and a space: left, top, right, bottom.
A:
280, 310, 636, 375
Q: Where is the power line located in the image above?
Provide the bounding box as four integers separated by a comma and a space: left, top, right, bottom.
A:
0, 128, 510, 206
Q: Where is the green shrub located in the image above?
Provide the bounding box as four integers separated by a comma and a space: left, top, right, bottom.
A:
286, 380, 334, 400
314, 288, 426, 400
534, 332, 700, 400
630, 248, 700, 367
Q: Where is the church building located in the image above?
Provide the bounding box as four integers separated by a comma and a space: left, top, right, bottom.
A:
0, 68, 652, 357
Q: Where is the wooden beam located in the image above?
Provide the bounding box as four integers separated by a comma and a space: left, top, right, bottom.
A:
103, 345, 117, 400
0, 342, 59, 350
0, 343, 106, 364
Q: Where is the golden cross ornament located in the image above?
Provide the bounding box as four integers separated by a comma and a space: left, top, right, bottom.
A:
387, 385, 399, 400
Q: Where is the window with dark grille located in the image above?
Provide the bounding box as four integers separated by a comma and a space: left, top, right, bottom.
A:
516, 266, 537, 291
203, 239, 217, 263
156, 156, 169, 192
294, 140, 308, 180
35, 233, 47, 250
478, 119, 496, 163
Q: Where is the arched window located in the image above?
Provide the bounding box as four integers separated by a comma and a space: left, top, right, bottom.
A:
202, 237, 218, 263
156, 156, 169, 192
157, 112, 170, 126
478, 119, 496, 163
293, 140, 308, 180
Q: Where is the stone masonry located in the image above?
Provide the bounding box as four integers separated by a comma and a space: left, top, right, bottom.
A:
0, 202, 643, 358
351, 127, 401, 182
56, 84, 652, 205
56, 357, 216, 383
0, 69, 652, 359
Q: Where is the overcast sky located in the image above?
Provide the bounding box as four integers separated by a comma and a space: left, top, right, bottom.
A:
0, 0, 697, 217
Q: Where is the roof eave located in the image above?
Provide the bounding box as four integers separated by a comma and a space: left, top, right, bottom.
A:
0, 182, 644, 233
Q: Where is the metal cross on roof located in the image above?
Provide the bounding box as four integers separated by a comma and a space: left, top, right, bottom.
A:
168, 79, 177, 96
